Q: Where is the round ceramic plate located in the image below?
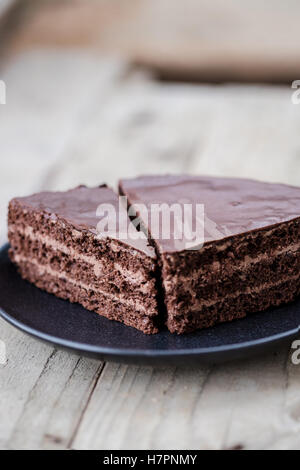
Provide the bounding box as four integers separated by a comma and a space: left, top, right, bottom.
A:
0, 244, 299, 365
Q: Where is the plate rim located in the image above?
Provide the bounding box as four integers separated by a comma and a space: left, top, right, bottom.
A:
0, 302, 298, 360
0, 243, 299, 361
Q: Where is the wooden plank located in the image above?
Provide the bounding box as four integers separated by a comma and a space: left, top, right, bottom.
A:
0, 313, 102, 450
191, 85, 300, 187
72, 350, 297, 450
44, 81, 218, 191
47, 81, 300, 191
187, 350, 290, 450
6, 350, 103, 450
72, 363, 211, 450
0, 319, 54, 449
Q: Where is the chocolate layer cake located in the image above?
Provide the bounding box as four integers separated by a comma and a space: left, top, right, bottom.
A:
8, 185, 159, 334
119, 175, 300, 334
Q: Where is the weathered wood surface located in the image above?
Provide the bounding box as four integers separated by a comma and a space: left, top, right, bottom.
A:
1, 51, 300, 450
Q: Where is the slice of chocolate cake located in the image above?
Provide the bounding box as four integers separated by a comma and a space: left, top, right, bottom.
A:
8, 185, 159, 334
119, 175, 300, 334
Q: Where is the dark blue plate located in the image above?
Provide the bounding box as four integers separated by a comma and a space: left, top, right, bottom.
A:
0, 244, 299, 365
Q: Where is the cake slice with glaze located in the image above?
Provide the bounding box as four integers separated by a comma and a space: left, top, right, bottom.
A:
119, 175, 300, 334
8, 185, 159, 334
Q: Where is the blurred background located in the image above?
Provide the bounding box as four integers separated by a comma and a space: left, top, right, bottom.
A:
1, 0, 300, 245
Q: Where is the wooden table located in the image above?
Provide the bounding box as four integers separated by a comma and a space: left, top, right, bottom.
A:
1, 51, 300, 450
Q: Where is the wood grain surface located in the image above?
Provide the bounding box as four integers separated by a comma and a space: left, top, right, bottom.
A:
0, 50, 300, 450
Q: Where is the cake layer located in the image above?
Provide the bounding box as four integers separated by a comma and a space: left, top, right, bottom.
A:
167, 276, 300, 334
164, 245, 300, 313
164, 244, 300, 294
9, 228, 157, 310
8, 206, 156, 279
13, 256, 158, 334
161, 218, 300, 277
10, 250, 156, 316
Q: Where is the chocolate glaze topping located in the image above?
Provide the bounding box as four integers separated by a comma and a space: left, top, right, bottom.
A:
12, 185, 156, 258
119, 175, 300, 253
